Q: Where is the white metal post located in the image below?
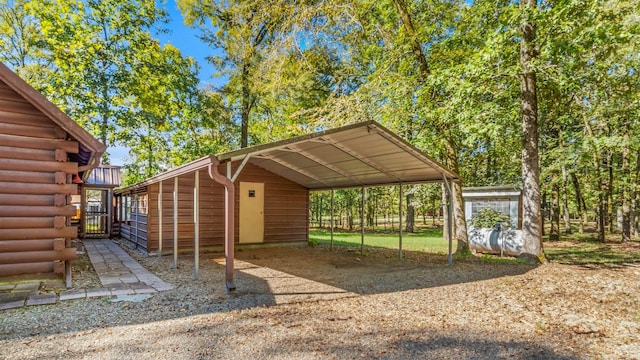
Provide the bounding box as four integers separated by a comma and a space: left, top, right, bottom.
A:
399, 184, 403, 260
330, 189, 334, 251
361, 186, 365, 255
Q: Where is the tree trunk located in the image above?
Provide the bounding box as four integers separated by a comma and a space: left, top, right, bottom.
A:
519, 0, 543, 261
541, 190, 546, 236
240, 60, 250, 148
571, 172, 585, 234
621, 120, 631, 241
549, 183, 560, 241
393, 0, 429, 78
442, 184, 449, 241
633, 148, 640, 237
606, 151, 614, 232
443, 136, 469, 254
598, 192, 606, 242
405, 194, 415, 233
562, 165, 572, 234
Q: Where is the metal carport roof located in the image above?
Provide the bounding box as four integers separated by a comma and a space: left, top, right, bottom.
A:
217, 121, 459, 188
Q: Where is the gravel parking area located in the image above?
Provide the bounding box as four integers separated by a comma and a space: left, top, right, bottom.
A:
0, 240, 638, 359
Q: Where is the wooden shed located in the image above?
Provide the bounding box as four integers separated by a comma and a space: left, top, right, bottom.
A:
114, 161, 308, 252
0, 63, 106, 286
114, 121, 461, 291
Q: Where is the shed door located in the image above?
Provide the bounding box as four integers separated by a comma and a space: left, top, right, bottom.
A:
239, 182, 264, 243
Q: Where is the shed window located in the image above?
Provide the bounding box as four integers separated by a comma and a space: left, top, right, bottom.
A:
471, 199, 510, 217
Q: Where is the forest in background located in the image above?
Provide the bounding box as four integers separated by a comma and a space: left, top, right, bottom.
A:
1, 0, 638, 249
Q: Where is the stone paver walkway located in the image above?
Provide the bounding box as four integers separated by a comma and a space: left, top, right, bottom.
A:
0, 239, 173, 310
85, 239, 173, 293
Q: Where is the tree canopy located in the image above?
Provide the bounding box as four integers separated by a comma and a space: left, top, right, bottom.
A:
1, 0, 638, 246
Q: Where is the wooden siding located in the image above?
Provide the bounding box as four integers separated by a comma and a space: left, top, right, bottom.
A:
0, 79, 78, 278
117, 163, 309, 252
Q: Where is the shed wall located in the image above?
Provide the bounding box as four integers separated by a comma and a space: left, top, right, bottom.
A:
0, 79, 78, 277
118, 163, 309, 252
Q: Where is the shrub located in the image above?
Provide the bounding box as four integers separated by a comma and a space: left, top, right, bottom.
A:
469, 208, 512, 229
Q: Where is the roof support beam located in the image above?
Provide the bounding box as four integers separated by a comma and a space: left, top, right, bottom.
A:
320, 137, 403, 182
230, 154, 251, 183
256, 154, 332, 188
285, 146, 363, 186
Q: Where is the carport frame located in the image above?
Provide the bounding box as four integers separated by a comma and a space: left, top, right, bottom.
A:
117, 121, 460, 291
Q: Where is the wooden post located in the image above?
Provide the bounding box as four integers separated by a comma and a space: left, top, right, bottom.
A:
134, 193, 139, 248
173, 177, 178, 269
158, 181, 163, 257
330, 189, 334, 251
194, 171, 200, 279
107, 189, 113, 238
399, 184, 403, 260
361, 186, 365, 255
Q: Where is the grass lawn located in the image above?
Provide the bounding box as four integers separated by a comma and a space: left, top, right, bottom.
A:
309, 227, 456, 254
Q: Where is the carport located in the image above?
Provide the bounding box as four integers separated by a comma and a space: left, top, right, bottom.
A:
120, 121, 460, 291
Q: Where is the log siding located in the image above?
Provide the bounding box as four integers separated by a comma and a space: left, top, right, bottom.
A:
0, 64, 105, 284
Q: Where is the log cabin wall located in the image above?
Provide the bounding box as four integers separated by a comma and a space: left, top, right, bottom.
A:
0, 79, 78, 278
117, 163, 309, 252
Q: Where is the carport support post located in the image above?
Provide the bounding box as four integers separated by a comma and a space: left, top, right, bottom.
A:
443, 176, 453, 267
361, 186, 365, 255
194, 170, 200, 280
330, 189, 334, 251
173, 177, 178, 269
208, 160, 236, 291
399, 184, 403, 260
158, 181, 163, 257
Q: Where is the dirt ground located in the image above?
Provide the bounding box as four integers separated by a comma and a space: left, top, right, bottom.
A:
0, 240, 639, 359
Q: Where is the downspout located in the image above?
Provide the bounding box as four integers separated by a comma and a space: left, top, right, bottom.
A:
208, 157, 236, 291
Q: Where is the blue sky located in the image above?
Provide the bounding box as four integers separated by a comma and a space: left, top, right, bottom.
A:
156, 0, 225, 87
110, 0, 223, 165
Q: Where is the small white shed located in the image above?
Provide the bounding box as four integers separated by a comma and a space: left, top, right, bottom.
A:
462, 185, 522, 229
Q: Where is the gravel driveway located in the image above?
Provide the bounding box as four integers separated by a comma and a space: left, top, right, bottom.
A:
1, 242, 638, 359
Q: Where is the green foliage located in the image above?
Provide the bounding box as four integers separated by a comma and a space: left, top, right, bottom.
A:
469, 208, 512, 229
1, 0, 639, 243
